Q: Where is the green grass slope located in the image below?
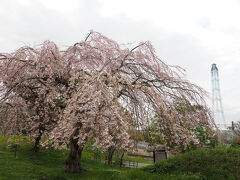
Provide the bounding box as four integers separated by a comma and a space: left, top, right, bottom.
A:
0, 135, 206, 180
1, 135, 239, 180
0, 135, 124, 180
0, 144, 200, 180
144, 148, 240, 180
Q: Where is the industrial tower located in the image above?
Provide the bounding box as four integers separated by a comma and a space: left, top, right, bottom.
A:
211, 64, 226, 129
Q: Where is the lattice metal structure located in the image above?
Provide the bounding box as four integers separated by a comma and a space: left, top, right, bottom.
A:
211, 63, 226, 129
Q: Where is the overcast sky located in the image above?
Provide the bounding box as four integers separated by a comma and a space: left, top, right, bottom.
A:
1, 0, 240, 125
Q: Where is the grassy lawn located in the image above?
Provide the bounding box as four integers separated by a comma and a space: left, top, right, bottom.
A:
0, 135, 160, 180
0, 149, 126, 180
1, 135, 239, 180
0, 148, 204, 180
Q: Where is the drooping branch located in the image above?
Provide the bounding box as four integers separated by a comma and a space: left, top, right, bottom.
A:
0, 31, 214, 171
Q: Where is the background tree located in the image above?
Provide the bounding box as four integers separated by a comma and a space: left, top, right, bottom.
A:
229, 121, 240, 147
231, 121, 240, 137
143, 119, 164, 163
144, 103, 216, 154
173, 103, 217, 152
0, 31, 214, 173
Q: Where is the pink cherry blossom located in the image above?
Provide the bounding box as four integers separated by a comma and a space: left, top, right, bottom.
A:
0, 31, 214, 172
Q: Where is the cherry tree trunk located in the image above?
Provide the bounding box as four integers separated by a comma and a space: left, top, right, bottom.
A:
107, 146, 115, 165
153, 150, 156, 163
119, 150, 125, 167
33, 135, 41, 152
33, 129, 44, 152
32, 125, 44, 152
65, 138, 84, 173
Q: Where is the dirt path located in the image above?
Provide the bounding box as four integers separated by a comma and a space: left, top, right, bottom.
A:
123, 162, 152, 168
